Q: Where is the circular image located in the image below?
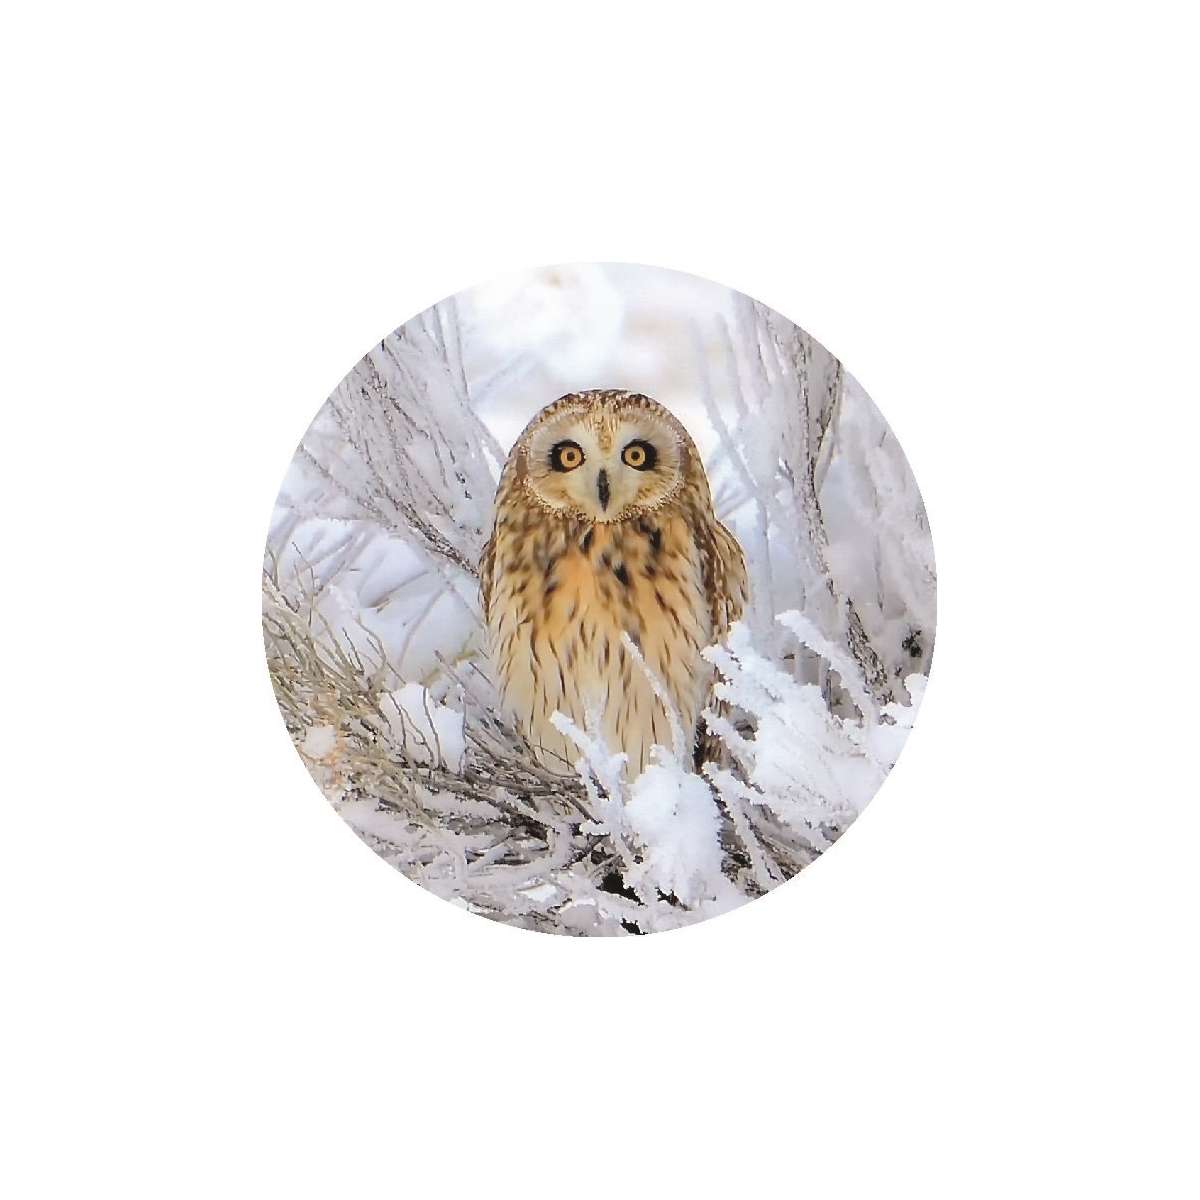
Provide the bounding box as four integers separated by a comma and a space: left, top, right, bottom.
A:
263, 263, 936, 935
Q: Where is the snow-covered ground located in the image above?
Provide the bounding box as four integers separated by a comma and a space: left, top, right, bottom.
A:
263, 263, 936, 935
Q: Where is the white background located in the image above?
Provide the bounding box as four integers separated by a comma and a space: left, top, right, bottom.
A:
3, 3, 1196, 1197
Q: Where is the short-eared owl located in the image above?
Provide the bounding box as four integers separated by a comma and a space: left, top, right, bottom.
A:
479, 390, 747, 778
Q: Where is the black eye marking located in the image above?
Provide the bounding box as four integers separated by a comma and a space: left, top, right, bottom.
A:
551, 441, 585, 472
621, 440, 657, 470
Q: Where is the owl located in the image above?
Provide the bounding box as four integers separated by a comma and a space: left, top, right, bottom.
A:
479, 389, 747, 779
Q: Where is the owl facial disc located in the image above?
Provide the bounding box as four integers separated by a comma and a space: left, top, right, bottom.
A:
518, 393, 688, 523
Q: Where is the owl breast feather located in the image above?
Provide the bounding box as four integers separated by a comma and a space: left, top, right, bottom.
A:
487, 514, 713, 778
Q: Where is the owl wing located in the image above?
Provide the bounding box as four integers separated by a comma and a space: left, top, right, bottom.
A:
478, 529, 497, 624
696, 519, 748, 773
704, 519, 749, 639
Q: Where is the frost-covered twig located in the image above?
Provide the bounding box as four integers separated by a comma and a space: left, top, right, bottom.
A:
263, 276, 935, 935
700, 294, 929, 711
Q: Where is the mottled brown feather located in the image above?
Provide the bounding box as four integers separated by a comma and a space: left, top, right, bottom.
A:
479, 390, 747, 779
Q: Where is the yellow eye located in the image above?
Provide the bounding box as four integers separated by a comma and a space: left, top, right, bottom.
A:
551, 441, 584, 472
622, 441, 656, 470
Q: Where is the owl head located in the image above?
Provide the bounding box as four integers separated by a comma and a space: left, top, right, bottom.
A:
511, 390, 703, 523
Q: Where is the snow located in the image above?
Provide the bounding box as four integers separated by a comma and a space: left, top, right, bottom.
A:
263, 263, 936, 935
384, 684, 465, 771
298, 724, 339, 761
625, 756, 727, 908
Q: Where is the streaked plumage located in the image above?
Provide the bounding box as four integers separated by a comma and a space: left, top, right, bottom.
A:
480, 390, 747, 778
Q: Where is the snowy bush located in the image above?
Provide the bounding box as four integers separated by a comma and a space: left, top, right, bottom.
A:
262, 266, 935, 936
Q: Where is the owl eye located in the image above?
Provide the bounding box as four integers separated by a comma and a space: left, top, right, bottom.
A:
622, 440, 657, 470
551, 441, 585, 472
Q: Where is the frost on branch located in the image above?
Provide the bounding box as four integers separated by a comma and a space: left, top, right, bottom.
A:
703, 617, 926, 877
263, 271, 935, 935
702, 294, 936, 714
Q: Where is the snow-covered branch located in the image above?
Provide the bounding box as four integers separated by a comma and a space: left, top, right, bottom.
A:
263, 270, 935, 935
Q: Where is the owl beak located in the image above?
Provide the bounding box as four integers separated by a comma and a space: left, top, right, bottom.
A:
597, 469, 610, 511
